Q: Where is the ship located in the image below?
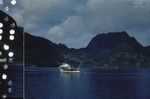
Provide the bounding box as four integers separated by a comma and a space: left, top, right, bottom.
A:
59, 63, 80, 73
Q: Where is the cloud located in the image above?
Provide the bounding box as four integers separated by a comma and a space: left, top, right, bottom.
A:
49, 16, 85, 38
48, 15, 94, 48
24, 0, 87, 31
24, 0, 150, 48
86, 0, 150, 32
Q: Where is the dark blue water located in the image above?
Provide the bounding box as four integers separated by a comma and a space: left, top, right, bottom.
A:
25, 68, 150, 99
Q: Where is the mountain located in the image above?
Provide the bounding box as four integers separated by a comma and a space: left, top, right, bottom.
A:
82, 31, 149, 68
145, 46, 150, 56
25, 33, 64, 66
24, 31, 150, 68
86, 31, 145, 55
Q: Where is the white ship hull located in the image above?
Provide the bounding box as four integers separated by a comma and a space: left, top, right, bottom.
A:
59, 68, 80, 73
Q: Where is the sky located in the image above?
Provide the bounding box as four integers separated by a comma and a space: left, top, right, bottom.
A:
1, 0, 150, 48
